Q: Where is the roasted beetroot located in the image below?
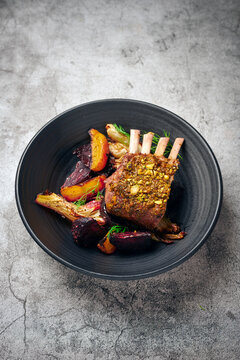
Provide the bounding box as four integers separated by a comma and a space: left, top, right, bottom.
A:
73, 143, 92, 168
62, 161, 90, 188
100, 200, 113, 227
109, 231, 152, 252
72, 217, 106, 247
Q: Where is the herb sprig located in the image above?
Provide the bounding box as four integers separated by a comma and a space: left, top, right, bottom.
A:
74, 180, 100, 207
96, 189, 104, 200
107, 225, 129, 238
74, 198, 87, 207
113, 124, 130, 139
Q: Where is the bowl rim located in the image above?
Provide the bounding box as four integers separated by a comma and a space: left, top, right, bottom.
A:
15, 98, 223, 280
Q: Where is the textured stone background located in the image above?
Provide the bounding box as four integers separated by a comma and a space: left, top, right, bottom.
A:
0, 0, 240, 359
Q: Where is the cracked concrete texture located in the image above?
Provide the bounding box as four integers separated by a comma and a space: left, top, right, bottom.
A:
0, 0, 240, 359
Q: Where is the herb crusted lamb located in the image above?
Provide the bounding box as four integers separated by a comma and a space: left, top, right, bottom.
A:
105, 130, 184, 233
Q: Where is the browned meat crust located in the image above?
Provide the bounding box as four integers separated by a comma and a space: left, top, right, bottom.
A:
105, 153, 179, 233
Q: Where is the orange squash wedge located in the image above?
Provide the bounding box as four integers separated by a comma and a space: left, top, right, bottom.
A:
89, 129, 109, 172
61, 175, 106, 202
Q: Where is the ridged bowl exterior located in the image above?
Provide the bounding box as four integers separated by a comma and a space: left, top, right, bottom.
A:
15, 99, 222, 280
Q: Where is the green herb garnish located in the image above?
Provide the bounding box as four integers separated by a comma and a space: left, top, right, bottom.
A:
74, 198, 87, 207
113, 123, 130, 139
74, 180, 100, 207
96, 190, 104, 200
163, 130, 170, 138
107, 225, 129, 237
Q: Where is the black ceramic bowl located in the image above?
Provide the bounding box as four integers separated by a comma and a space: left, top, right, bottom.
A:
15, 99, 222, 280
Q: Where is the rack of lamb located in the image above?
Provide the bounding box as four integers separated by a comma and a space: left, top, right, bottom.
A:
105, 130, 184, 234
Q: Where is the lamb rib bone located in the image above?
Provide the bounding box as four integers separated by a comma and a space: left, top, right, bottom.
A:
166, 137, 184, 183
155, 137, 169, 156
168, 138, 184, 160
141, 132, 154, 154
129, 129, 140, 154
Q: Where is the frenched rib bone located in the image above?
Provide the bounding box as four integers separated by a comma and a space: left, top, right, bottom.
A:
141, 132, 154, 154
169, 138, 184, 160
155, 137, 169, 156
129, 129, 140, 154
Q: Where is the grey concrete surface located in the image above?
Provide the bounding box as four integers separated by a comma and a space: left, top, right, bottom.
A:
0, 0, 240, 359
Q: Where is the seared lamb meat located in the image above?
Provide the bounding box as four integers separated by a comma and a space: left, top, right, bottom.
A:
105, 130, 184, 233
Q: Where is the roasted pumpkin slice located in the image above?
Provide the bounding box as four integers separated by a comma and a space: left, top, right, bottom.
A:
61, 175, 106, 202
97, 234, 116, 254
89, 129, 109, 172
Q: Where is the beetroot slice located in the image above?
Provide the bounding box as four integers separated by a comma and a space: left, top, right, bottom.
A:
73, 144, 91, 168
72, 217, 106, 247
62, 161, 90, 188
110, 231, 152, 252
